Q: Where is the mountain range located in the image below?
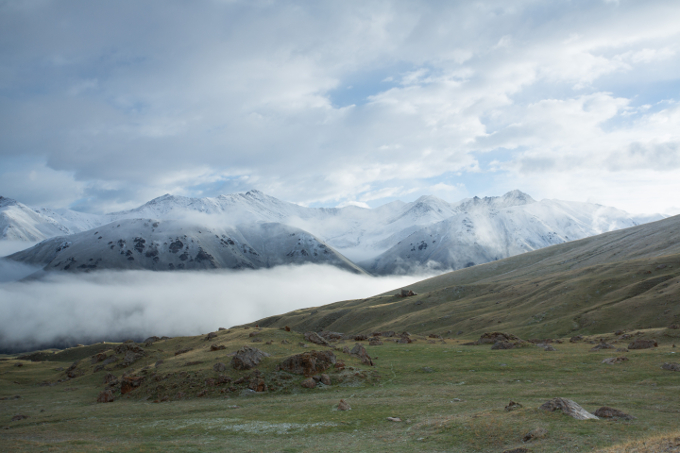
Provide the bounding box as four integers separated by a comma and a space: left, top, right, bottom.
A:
1, 190, 665, 276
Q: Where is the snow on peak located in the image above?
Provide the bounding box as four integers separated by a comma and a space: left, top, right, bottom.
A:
0, 196, 19, 208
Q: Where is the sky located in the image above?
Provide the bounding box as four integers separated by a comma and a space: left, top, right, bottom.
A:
1, 0, 679, 215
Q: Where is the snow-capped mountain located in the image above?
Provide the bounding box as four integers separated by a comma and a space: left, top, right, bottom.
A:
8, 219, 366, 274
1, 189, 666, 276
366, 197, 652, 274
0, 196, 74, 241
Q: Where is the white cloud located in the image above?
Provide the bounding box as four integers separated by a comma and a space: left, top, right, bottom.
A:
0, 265, 429, 353
0, 0, 679, 214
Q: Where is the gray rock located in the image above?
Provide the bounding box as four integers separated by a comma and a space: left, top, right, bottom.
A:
539, 397, 598, 420
231, 346, 270, 370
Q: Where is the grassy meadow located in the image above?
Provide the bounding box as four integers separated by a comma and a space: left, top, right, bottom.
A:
1, 326, 679, 453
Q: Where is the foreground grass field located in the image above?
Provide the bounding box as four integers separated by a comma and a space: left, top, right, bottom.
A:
1, 327, 679, 452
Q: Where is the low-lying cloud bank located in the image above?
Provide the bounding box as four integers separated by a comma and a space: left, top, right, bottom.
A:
0, 265, 431, 353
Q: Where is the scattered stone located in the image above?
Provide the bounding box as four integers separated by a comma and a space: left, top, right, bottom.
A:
304, 332, 330, 346
103, 373, 118, 385
14, 362, 23, 367
523, 427, 548, 442
429, 334, 443, 339
0, 395, 20, 401
213, 362, 227, 372
539, 398, 598, 420
353, 334, 369, 341
319, 331, 344, 340
97, 390, 115, 403
11, 415, 28, 422
502, 448, 530, 453
543, 345, 556, 351
661, 362, 680, 372
248, 371, 267, 392
210, 344, 226, 351
281, 339, 290, 344
628, 339, 658, 349
285, 326, 291, 331
602, 357, 628, 365
231, 346, 270, 370
277, 350, 336, 376
122, 350, 144, 367
368, 338, 383, 346
350, 343, 374, 366
569, 335, 584, 343
120, 376, 144, 395
174, 347, 193, 356
491, 341, 515, 350
337, 399, 351, 411
320, 374, 331, 385
143, 336, 160, 346
400, 289, 417, 297
91, 352, 108, 364
669, 324, 679, 330
505, 401, 523, 411
615, 348, 629, 352
301, 377, 316, 388
397, 336, 412, 344
334, 361, 345, 371
590, 342, 615, 351
218, 327, 227, 331
386, 417, 402, 422
593, 406, 636, 420
421, 366, 434, 373
478, 332, 520, 344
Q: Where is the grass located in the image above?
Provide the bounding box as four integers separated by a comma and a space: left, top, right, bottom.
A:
1, 327, 679, 452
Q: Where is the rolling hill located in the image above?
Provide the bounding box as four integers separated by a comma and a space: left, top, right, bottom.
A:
252, 214, 680, 338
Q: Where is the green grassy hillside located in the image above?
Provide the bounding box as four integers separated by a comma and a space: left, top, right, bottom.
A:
252, 215, 680, 339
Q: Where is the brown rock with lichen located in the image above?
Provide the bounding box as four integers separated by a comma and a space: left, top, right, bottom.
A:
277, 350, 336, 376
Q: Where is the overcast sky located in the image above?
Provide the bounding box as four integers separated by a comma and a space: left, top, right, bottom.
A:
1, 0, 679, 215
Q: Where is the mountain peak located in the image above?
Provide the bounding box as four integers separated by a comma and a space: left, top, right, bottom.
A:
502, 190, 535, 204
0, 196, 19, 208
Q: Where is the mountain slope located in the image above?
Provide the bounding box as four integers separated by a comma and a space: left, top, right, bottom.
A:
0, 196, 73, 241
6, 219, 366, 274
251, 214, 680, 338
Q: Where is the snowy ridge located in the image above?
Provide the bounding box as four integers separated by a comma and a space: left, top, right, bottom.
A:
8, 219, 366, 275
1, 190, 667, 275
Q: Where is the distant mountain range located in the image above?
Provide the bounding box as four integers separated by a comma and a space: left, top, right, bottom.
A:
1, 190, 665, 276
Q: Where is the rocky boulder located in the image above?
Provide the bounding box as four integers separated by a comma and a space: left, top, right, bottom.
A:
97, 390, 115, 403
301, 377, 316, 388
120, 376, 144, 395
491, 341, 515, 350
319, 331, 344, 340
523, 427, 548, 442
304, 332, 330, 346
661, 362, 680, 371
277, 350, 336, 376
628, 339, 658, 349
602, 357, 628, 365
539, 397, 598, 420
590, 342, 615, 351
337, 399, 351, 411
477, 332, 520, 344
350, 343, 374, 366
593, 406, 635, 420
231, 346, 270, 370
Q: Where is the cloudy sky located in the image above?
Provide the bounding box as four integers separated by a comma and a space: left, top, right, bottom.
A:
1, 0, 679, 215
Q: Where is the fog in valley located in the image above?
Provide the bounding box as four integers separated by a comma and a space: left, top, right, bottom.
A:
0, 264, 430, 353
